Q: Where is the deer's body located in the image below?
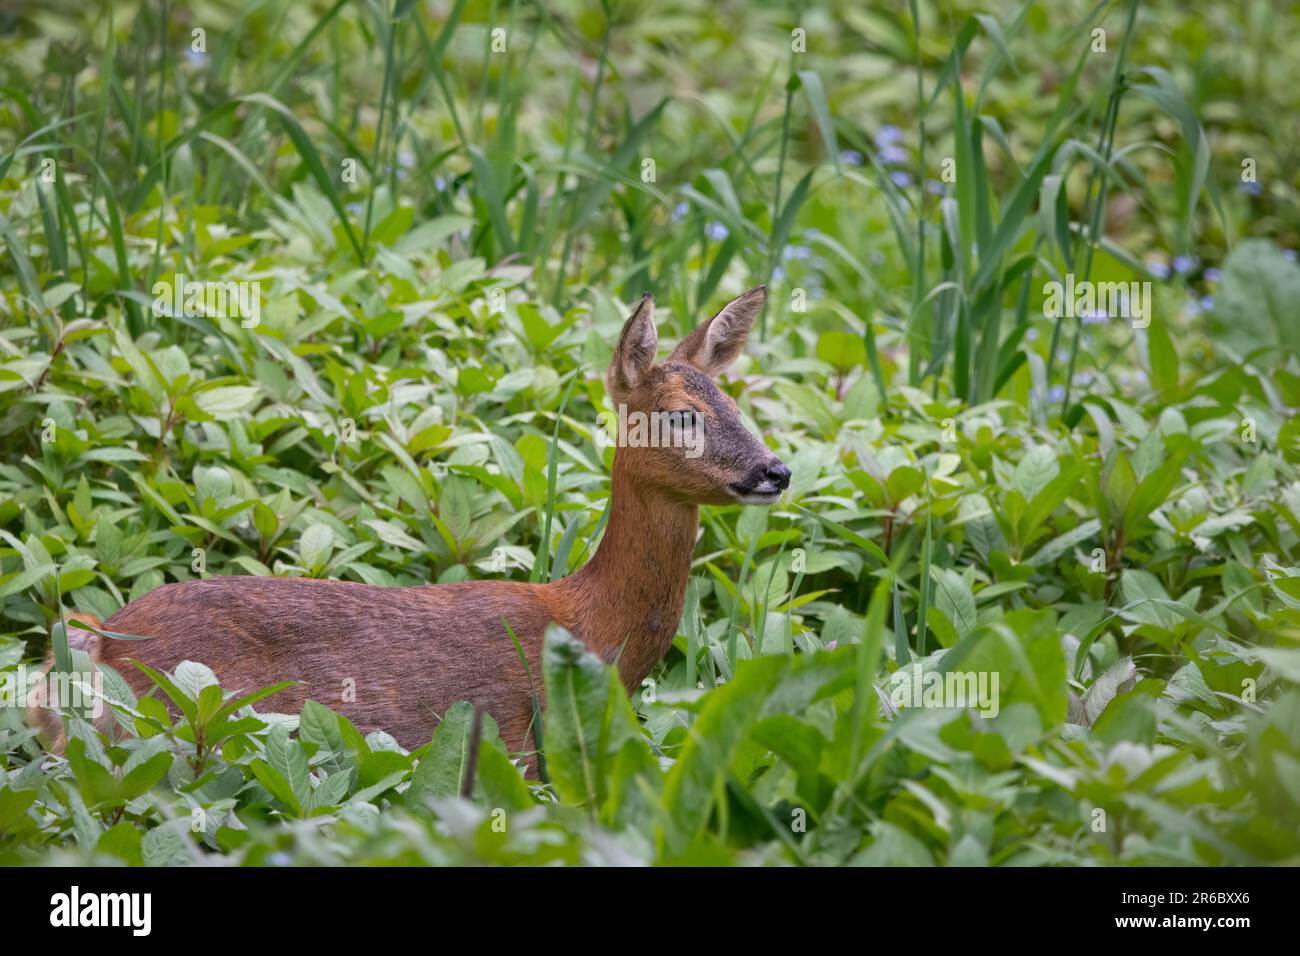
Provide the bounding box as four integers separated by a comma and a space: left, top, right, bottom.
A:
93, 452, 700, 753
34, 289, 788, 763
101, 577, 554, 752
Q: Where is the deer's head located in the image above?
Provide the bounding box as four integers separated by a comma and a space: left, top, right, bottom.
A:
605, 287, 790, 506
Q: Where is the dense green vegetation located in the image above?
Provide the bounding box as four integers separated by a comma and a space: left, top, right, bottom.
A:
1, 0, 1299, 865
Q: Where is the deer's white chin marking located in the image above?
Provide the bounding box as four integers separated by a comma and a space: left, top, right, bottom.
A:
730, 489, 782, 505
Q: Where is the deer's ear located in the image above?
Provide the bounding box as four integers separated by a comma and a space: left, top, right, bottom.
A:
669, 286, 765, 376
608, 293, 658, 395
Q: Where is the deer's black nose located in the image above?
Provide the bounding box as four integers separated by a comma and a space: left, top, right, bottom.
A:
766, 461, 791, 490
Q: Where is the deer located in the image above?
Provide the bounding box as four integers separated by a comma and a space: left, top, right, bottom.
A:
30, 287, 790, 766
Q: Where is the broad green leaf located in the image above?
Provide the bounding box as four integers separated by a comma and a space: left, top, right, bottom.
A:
659, 655, 785, 854
542, 626, 641, 808
408, 701, 500, 808
930, 566, 977, 640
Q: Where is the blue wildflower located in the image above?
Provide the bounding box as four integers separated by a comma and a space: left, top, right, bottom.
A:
879, 144, 909, 165
875, 125, 903, 147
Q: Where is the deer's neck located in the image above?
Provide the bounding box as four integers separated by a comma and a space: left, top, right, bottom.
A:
552, 452, 699, 690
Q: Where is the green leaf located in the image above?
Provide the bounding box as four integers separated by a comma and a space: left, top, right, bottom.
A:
886, 465, 924, 504
1013, 445, 1059, 500
0, 563, 56, 599
119, 751, 174, 800
191, 385, 260, 418
659, 655, 785, 854
127, 659, 198, 724
541, 626, 642, 808
1027, 518, 1101, 567
211, 680, 302, 724
1119, 569, 1177, 629
474, 741, 535, 812
930, 566, 977, 640
299, 524, 334, 571
795, 70, 839, 168
938, 608, 1067, 733
1210, 239, 1300, 360
853, 821, 935, 866
241, 93, 365, 261
1123, 444, 1190, 539
0, 786, 38, 833
96, 822, 143, 865
1082, 658, 1138, 725
816, 331, 867, 372
1092, 679, 1164, 746
1147, 318, 1179, 393
407, 701, 499, 808
64, 738, 120, 807
141, 826, 185, 866
751, 714, 827, 781
266, 725, 311, 808
250, 759, 303, 816
794, 505, 888, 565
356, 750, 410, 791
1102, 452, 1137, 526
300, 699, 347, 755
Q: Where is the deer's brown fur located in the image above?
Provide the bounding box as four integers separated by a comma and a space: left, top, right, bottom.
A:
31, 288, 790, 766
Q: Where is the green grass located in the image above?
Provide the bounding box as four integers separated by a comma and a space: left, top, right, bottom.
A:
1, 0, 1299, 865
